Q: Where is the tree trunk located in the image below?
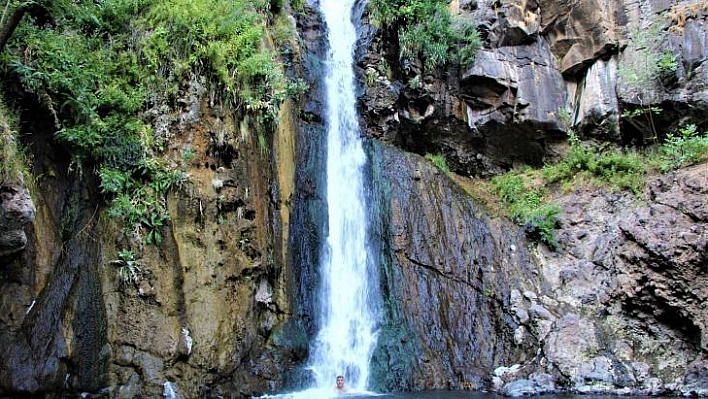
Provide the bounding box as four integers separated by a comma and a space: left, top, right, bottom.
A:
0, 4, 28, 53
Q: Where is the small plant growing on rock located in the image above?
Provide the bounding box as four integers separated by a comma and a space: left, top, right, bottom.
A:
407, 75, 422, 90
618, 22, 670, 91
652, 124, 708, 172
491, 172, 561, 250
425, 153, 450, 174
141, 212, 167, 247
181, 148, 196, 163
365, 68, 378, 87
0, 115, 29, 185
557, 107, 573, 131
111, 249, 142, 287
657, 51, 678, 74
290, 0, 306, 13
618, 19, 676, 143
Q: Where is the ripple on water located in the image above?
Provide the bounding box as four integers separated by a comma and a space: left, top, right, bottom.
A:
255, 387, 384, 399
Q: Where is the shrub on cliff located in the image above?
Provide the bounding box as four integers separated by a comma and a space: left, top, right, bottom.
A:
489, 132, 650, 249
617, 18, 678, 143
488, 124, 707, 250
0, 0, 296, 246
0, 103, 29, 186
651, 124, 708, 172
368, 0, 482, 69
425, 152, 450, 174
491, 172, 561, 250
542, 133, 647, 194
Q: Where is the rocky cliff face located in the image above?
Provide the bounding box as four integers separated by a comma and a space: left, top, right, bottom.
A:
0, 131, 35, 258
356, 0, 708, 395
0, 180, 34, 257
359, 0, 708, 173
95, 96, 291, 398
524, 163, 708, 396
360, 140, 707, 396
0, 80, 298, 398
0, 0, 707, 397
0, 115, 109, 395
367, 142, 540, 391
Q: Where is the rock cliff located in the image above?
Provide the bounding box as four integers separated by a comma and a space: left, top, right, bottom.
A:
0, 0, 706, 397
0, 74, 297, 398
0, 180, 34, 257
359, 0, 708, 172
355, 0, 708, 394
365, 144, 707, 395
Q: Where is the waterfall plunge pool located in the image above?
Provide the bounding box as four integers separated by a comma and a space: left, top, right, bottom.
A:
255, 390, 675, 399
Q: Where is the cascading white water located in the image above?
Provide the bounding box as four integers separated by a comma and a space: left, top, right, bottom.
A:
307, 0, 380, 392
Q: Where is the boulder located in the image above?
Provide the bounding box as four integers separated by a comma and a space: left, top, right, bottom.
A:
0, 183, 35, 257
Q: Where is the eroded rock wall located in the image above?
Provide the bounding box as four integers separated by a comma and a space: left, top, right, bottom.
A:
515, 164, 708, 396
0, 52, 301, 399
93, 76, 312, 396
1, 0, 707, 397
0, 114, 108, 395
0, 181, 34, 257
364, 143, 707, 396
359, 0, 708, 172
356, 0, 708, 395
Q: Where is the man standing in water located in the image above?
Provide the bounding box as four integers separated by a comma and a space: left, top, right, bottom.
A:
335, 375, 347, 393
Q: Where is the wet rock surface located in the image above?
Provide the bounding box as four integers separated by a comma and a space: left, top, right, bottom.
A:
368, 142, 542, 391
367, 139, 707, 395
0, 0, 708, 397
0, 183, 35, 257
0, 128, 107, 396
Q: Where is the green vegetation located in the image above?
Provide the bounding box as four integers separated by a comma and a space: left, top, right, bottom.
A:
618, 22, 675, 92
0, 130, 22, 184
110, 248, 142, 287
542, 133, 647, 194
181, 148, 196, 163
651, 124, 708, 172
489, 124, 708, 250
407, 75, 422, 89
617, 20, 677, 142
365, 68, 378, 87
491, 172, 561, 250
289, 0, 306, 13
0, 103, 28, 185
0, 0, 299, 247
141, 0, 290, 117
425, 152, 450, 174
657, 51, 679, 74
368, 0, 482, 69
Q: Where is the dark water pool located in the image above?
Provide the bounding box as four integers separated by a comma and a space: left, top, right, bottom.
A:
256, 390, 668, 399
333, 391, 503, 399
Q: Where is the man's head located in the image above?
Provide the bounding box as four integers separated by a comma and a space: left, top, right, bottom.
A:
336, 375, 345, 389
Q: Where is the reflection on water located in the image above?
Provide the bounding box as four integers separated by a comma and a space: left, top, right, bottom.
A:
255, 389, 500, 399
255, 387, 381, 399
332, 391, 497, 399
256, 390, 676, 399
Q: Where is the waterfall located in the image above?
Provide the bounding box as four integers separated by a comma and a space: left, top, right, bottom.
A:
307, 0, 381, 392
